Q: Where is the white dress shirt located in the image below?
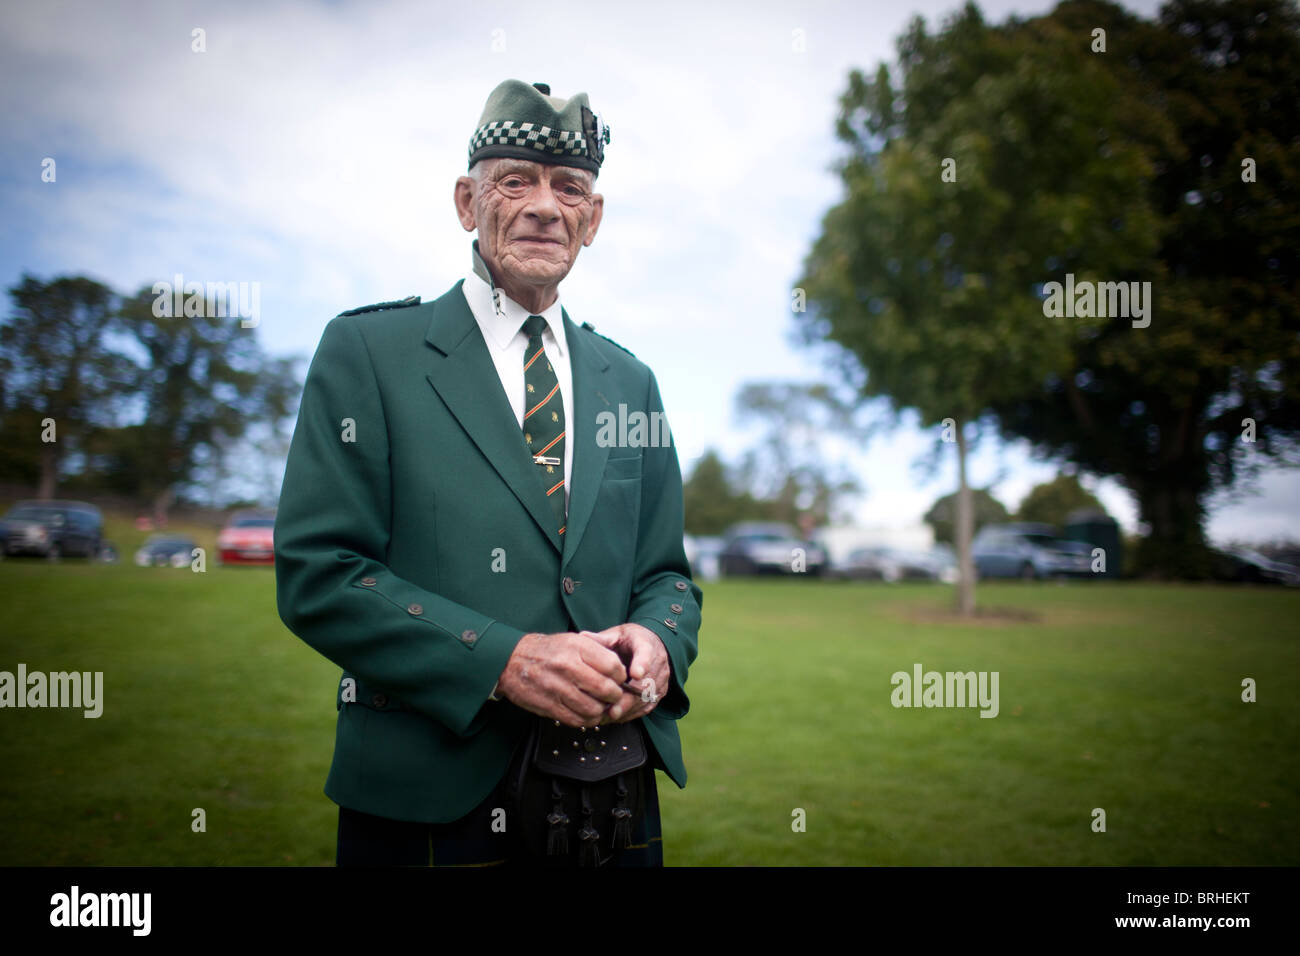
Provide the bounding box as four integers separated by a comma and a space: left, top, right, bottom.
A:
463, 247, 576, 704
460, 253, 575, 513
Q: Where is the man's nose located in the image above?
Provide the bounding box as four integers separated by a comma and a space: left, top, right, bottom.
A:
523, 180, 563, 219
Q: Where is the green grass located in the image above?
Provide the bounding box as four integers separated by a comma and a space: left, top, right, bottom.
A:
0, 561, 1296, 865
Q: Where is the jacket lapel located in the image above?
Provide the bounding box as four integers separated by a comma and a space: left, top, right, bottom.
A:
424, 282, 562, 553
561, 309, 612, 566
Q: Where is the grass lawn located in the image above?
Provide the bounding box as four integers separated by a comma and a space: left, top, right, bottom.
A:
0, 560, 1296, 865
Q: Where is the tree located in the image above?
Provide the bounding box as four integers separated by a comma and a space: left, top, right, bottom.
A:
101, 285, 300, 522
984, 0, 1300, 578
924, 487, 1010, 545
0, 275, 133, 496
1016, 472, 1106, 528
683, 449, 771, 535
732, 383, 862, 532
796, 2, 1167, 612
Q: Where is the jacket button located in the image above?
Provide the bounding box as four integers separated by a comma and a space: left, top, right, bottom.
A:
372, 693, 388, 708
670, 603, 683, 614
562, 577, 576, 595
407, 603, 423, 615
360, 577, 376, 586
664, 618, 677, 630
675, 581, 688, 591
460, 629, 478, 645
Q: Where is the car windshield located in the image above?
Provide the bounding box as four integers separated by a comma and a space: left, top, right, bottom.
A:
1021, 534, 1060, 547
7, 507, 59, 522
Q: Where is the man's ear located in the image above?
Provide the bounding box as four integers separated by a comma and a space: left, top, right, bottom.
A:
582, 193, 604, 248
454, 176, 477, 232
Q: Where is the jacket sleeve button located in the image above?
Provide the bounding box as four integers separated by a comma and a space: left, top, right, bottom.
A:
664, 618, 677, 630
407, 603, 423, 615
360, 577, 377, 586
670, 603, 683, 614
675, 580, 688, 591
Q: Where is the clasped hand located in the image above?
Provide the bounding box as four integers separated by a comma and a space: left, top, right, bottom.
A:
497, 623, 669, 727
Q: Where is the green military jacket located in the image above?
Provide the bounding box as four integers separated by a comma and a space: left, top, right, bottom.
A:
274, 280, 702, 824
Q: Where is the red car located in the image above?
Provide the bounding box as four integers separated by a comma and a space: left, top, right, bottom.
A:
217, 509, 276, 565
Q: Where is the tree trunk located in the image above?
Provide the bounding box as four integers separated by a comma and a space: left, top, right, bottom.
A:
152, 486, 175, 529
954, 421, 976, 616
38, 442, 57, 499
1130, 477, 1213, 579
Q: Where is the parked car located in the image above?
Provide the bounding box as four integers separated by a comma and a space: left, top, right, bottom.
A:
972, 523, 1092, 579
217, 509, 276, 565
683, 534, 724, 581
832, 546, 956, 583
0, 500, 102, 559
718, 522, 828, 577
928, 544, 960, 584
832, 547, 907, 582
1212, 547, 1300, 586
135, 534, 199, 568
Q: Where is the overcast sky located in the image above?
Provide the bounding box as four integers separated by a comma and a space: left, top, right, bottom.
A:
3, 0, 1295, 543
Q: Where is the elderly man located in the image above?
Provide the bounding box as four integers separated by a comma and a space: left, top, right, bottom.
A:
274, 79, 701, 867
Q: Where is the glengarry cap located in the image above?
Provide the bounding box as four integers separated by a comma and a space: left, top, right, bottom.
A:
468, 79, 610, 174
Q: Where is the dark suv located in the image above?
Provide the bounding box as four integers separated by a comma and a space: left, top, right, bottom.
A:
0, 500, 103, 559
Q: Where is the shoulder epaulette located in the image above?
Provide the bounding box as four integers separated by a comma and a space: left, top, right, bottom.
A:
580, 321, 636, 357
336, 295, 421, 317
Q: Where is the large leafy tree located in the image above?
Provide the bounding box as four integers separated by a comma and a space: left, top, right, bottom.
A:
797, 1, 1168, 611
988, 0, 1300, 577
99, 285, 300, 522
0, 275, 133, 496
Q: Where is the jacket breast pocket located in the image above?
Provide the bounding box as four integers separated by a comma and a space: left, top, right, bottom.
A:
604, 454, 642, 481
595, 456, 642, 538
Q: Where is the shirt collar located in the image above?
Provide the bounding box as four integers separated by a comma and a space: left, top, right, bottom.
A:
464, 240, 567, 358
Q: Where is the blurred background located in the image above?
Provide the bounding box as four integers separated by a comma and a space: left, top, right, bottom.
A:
1, 0, 1297, 866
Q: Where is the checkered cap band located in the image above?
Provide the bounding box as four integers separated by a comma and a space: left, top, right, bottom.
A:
468, 121, 589, 161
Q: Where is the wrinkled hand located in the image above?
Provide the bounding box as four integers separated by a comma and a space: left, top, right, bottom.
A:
581, 623, 671, 723
497, 631, 628, 727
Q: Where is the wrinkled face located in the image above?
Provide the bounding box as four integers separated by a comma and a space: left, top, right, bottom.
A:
467, 157, 602, 288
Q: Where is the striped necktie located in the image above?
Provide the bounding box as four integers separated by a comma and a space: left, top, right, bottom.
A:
521, 314, 566, 536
